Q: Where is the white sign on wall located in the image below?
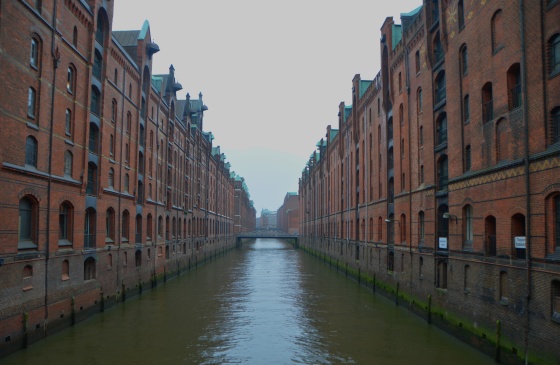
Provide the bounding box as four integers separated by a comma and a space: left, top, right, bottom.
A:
514, 236, 526, 249
439, 237, 448, 249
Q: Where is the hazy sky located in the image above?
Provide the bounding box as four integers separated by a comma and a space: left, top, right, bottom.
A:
112, 0, 422, 216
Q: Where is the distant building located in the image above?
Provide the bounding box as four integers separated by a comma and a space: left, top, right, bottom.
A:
277, 192, 299, 234
259, 209, 277, 229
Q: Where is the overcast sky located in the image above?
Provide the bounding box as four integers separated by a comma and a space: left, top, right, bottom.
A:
112, 0, 422, 216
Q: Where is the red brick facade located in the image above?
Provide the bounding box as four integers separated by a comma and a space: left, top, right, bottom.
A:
277, 192, 299, 234
299, 1, 560, 363
0, 0, 255, 356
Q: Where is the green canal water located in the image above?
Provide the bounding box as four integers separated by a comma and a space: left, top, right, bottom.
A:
2, 239, 495, 364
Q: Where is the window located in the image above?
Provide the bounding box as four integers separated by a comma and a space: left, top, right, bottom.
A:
34, 0, 42, 13
67, 67, 75, 93
398, 72, 402, 93
125, 143, 130, 164
463, 94, 470, 123
512, 213, 526, 259
89, 123, 99, 154
95, 17, 104, 45
458, 0, 465, 30
108, 167, 114, 188
554, 195, 560, 250
30, 38, 39, 67
135, 214, 142, 243
482, 82, 493, 122
137, 181, 144, 204
110, 134, 114, 155
62, 260, 70, 281
111, 100, 117, 122
64, 150, 72, 176
122, 210, 130, 241
433, 33, 443, 64
419, 125, 424, 146
463, 205, 473, 248
465, 145, 471, 171
435, 71, 446, 104
418, 211, 425, 243
65, 109, 72, 135
25, 136, 38, 167
19, 196, 37, 246
147, 214, 153, 240
420, 165, 424, 183
72, 27, 78, 47
415, 50, 420, 74
417, 88, 423, 113
460, 45, 468, 75
552, 107, 560, 144
550, 34, 560, 75
135, 250, 142, 267
84, 257, 96, 280
86, 162, 97, 195
437, 260, 448, 289
436, 113, 447, 146
93, 50, 102, 79
90, 87, 100, 115
507, 64, 522, 110
28, 87, 36, 118
126, 112, 131, 134
124, 173, 129, 193
59, 202, 73, 243
105, 208, 115, 242
491, 10, 504, 52
437, 155, 448, 191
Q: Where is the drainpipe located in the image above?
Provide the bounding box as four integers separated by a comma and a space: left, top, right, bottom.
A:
117, 60, 127, 291
519, 0, 532, 362
364, 105, 368, 252
44, 0, 59, 330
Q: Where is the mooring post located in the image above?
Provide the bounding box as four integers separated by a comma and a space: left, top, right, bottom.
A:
495, 319, 501, 362
427, 294, 432, 324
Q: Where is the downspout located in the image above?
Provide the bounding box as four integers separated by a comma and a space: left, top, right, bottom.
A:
153, 89, 162, 285
44, 0, 59, 331
116, 65, 126, 292
519, 0, 532, 362
404, 34, 414, 273
364, 105, 368, 251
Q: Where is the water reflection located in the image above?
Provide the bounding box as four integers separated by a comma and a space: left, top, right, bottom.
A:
2, 238, 494, 365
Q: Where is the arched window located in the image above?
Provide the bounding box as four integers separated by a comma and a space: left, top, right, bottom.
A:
122, 210, 130, 241
158, 215, 163, 237
124, 173, 129, 193
482, 82, 493, 122
19, 196, 38, 247
59, 202, 73, 244
84, 257, 96, 280
417, 87, 423, 114
105, 208, 115, 242
415, 50, 420, 74
25, 136, 38, 167
30, 38, 39, 68
67, 66, 75, 93
95, 16, 104, 45
463, 205, 473, 250
93, 50, 103, 79
64, 150, 73, 176
550, 34, 560, 75
84, 208, 96, 248
491, 10, 504, 52
147, 214, 153, 241
437, 260, 448, 288
135, 214, 142, 243
89, 123, 99, 154
137, 180, 144, 204
28, 87, 37, 118
436, 113, 447, 145
111, 99, 117, 122
512, 213, 526, 259
507, 63, 521, 110
387, 117, 393, 141
460, 44, 468, 75
108, 167, 114, 188
485, 215, 497, 256
418, 211, 425, 244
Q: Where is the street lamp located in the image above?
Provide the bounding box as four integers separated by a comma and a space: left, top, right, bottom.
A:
443, 212, 458, 223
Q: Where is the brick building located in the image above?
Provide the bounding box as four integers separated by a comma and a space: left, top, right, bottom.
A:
277, 192, 299, 234
299, 0, 560, 363
233, 175, 257, 234
0, 0, 254, 355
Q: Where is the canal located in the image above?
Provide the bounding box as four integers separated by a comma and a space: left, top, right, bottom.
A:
3, 239, 495, 364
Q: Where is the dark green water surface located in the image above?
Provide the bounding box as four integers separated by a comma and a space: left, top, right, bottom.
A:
3, 239, 495, 364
